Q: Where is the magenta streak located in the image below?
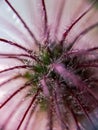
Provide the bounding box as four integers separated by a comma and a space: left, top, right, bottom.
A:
71, 91, 96, 129
61, 1, 96, 43
0, 56, 24, 63
53, 91, 69, 130
64, 47, 98, 56
0, 65, 30, 74
24, 102, 38, 130
0, 75, 20, 87
0, 38, 32, 54
48, 101, 53, 130
5, 0, 38, 44
16, 89, 40, 130
64, 22, 98, 50
0, 81, 32, 109
67, 104, 80, 130
78, 63, 98, 68
72, 23, 98, 45
41, 0, 48, 33
0, 53, 37, 61
2, 99, 24, 129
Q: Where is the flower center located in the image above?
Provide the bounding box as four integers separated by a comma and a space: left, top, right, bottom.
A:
22, 43, 96, 114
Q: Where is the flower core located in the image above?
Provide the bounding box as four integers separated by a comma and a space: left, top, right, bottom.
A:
0, 0, 98, 130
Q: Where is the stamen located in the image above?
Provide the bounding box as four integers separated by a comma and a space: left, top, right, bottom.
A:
53, 63, 98, 102
40, 76, 50, 97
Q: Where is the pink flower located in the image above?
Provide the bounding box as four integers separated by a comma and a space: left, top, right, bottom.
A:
0, 0, 98, 130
